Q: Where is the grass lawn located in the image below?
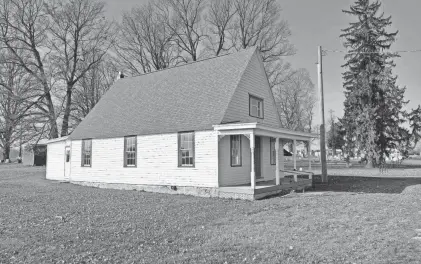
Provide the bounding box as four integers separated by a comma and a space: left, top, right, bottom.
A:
1, 166, 421, 263
288, 158, 421, 178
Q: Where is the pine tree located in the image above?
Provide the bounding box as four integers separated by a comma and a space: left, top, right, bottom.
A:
409, 105, 421, 146
327, 120, 346, 153
340, 0, 407, 167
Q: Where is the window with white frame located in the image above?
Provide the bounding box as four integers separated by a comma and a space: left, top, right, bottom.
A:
249, 95, 264, 118
230, 135, 242, 166
124, 136, 137, 167
270, 138, 276, 165
81, 139, 92, 167
178, 132, 195, 167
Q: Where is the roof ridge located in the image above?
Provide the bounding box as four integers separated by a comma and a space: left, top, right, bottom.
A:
125, 47, 257, 79
217, 47, 259, 125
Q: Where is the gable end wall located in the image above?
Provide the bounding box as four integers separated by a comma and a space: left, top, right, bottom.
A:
46, 141, 66, 181
221, 52, 281, 128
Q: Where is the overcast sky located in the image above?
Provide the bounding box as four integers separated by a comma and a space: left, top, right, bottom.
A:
103, 0, 421, 124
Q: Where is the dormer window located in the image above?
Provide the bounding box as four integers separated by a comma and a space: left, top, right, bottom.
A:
249, 95, 264, 118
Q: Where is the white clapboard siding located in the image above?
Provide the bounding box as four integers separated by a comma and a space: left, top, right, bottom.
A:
69, 130, 218, 187
221, 51, 282, 128
218, 135, 251, 186
218, 135, 275, 186
261, 136, 276, 181
46, 141, 65, 181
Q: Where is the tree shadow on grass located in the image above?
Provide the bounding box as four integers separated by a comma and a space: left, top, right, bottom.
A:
310, 175, 421, 194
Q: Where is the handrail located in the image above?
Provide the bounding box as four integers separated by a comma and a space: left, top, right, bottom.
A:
280, 169, 313, 182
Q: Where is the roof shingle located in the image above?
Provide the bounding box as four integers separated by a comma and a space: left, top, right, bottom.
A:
70, 47, 258, 140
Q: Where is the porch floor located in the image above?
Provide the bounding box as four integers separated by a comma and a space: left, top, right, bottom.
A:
218, 178, 313, 200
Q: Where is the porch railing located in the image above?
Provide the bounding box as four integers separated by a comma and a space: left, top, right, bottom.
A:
279, 169, 313, 182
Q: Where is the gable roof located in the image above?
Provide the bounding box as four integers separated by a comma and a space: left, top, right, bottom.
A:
70, 47, 267, 140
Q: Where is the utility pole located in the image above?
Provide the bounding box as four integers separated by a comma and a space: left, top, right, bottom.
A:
318, 46, 328, 182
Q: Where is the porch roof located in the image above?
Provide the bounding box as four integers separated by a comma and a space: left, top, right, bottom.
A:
213, 123, 318, 141
44, 136, 69, 144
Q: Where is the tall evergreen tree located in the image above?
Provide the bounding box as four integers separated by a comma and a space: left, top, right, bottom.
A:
340, 0, 407, 167
408, 105, 421, 147
327, 120, 346, 153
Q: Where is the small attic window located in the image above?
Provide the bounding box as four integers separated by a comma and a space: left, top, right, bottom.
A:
249, 95, 264, 119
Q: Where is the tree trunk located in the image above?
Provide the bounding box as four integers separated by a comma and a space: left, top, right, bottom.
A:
43, 83, 59, 139
2, 123, 14, 162
3, 143, 10, 161
90, 69, 97, 110
61, 85, 73, 137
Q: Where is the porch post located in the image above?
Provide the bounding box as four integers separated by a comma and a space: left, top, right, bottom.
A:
279, 139, 284, 179
308, 140, 312, 170
275, 137, 280, 185
250, 133, 255, 189
293, 139, 297, 170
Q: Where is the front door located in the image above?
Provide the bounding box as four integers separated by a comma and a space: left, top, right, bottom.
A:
64, 146, 71, 181
254, 136, 262, 179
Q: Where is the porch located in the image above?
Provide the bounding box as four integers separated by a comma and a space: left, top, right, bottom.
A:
214, 122, 317, 200
218, 177, 313, 200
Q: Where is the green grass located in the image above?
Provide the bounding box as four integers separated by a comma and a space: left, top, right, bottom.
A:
1, 166, 421, 263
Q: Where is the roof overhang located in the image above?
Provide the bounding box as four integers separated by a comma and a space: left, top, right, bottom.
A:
213, 123, 318, 141
44, 136, 69, 144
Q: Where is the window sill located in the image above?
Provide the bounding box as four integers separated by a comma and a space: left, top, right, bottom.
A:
249, 114, 264, 119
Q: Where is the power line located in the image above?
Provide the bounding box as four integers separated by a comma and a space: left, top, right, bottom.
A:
323, 49, 421, 55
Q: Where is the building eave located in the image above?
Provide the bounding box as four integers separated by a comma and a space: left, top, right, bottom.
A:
45, 136, 69, 144
213, 123, 318, 141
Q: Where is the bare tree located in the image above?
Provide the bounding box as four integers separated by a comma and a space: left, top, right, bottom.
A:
0, 50, 42, 160
274, 68, 316, 133
71, 56, 118, 128
265, 59, 294, 89
116, 2, 177, 75
206, 0, 236, 56
45, 0, 113, 137
0, 0, 59, 138
157, 0, 207, 62
230, 0, 295, 62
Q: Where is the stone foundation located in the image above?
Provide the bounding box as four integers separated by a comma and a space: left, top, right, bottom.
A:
72, 181, 222, 199
69, 181, 309, 200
